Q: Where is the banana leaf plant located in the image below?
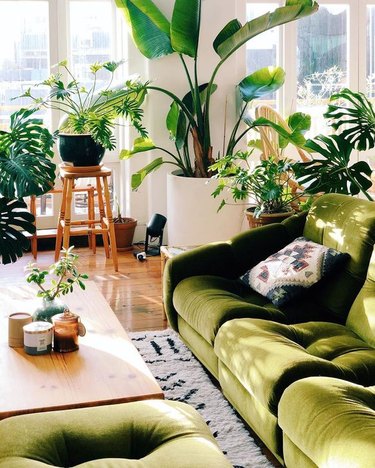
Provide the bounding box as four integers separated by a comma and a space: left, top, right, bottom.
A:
0, 108, 57, 264
116, 0, 319, 188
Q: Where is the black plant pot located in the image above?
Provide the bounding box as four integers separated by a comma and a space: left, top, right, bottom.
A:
58, 134, 106, 167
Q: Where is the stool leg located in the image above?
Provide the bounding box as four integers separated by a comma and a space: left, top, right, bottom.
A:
88, 186, 96, 253
55, 180, 68, 260
102, 175, 118, 272
62, 178, 73, 252
96, 177, 110, 258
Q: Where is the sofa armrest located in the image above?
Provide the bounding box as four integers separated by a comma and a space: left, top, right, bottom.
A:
163, 222, 297, 331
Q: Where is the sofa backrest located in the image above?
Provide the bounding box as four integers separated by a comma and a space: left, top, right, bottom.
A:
346, 246, 375, 346
303, 193, 375, 322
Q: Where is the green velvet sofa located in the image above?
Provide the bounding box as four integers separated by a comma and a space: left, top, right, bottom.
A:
279, 377, 375, 467
0, 400, 231, 467
163, 193, 375, 465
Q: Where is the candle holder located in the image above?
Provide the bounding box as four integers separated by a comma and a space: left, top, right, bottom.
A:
52, 310, 86, 353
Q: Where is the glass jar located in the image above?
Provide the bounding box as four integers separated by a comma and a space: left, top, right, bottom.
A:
52, 310, 85, 353
33, 297, 67, 323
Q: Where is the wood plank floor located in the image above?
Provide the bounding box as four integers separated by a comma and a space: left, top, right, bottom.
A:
0, 247, 168, 333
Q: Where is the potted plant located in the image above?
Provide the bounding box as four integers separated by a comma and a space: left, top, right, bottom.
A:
212, 152, 308, 228
25, 246, 89, 322
113, 199, 137, 251
18, 60, 148, 167
0, 108, 57, 264
116, 0, 319, 186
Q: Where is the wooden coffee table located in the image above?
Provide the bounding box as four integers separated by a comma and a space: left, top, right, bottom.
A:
0, 281, 163, 420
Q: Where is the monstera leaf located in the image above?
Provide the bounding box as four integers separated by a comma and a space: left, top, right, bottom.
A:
324, 88, 375, 151
0, 108, 57, 264
0, 198, 36, 264
293, 134, 373, 200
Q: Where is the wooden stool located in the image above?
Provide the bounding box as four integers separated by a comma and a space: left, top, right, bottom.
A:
28, 187, 95, 259
54, 166, 118, 271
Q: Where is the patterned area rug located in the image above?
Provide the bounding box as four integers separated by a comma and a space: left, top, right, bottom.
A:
129, 329, 273, 468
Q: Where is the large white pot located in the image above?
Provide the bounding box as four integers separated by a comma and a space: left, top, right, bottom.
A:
166, 171, 246, 246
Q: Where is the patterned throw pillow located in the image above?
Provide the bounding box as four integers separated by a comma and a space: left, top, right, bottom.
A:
240, 237, 349, 306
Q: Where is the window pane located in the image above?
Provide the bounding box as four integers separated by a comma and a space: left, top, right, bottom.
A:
0, 1, 49, 129
69, 1, 113, 86
246, 3, 279, 107
367, 5, 375, 99
297, 5, 348, 136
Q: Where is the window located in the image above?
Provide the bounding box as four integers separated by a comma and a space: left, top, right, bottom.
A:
246, 0, 374, 138
0, 0, 126, 227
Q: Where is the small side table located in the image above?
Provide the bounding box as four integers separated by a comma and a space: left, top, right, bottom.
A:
54, 166, 118, 272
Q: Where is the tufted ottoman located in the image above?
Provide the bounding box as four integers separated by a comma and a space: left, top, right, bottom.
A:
0, 400, 231, 467
279, 377, 375, 467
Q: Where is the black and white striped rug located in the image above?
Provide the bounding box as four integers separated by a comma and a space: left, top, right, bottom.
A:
129, 329, 273, 468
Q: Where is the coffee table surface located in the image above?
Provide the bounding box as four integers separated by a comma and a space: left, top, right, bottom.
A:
0, 281, 163, 420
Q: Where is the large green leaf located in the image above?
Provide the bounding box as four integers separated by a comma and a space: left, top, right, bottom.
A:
171, 0, 200, 57
116, 0, 173, 59
119, 137, 156, 159
293, 134, 373, 197
131, 157, 164, 189
166, 102, 187, 149
0, 146, 56, 198
0, 198, 35, 264
213, 19, 242, 54
324, 88, 375, 151
238, 67, 285, 102
215, 1, 318, 62
0, 108, 56, 198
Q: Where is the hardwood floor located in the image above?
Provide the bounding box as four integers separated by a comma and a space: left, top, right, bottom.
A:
0, 246, 168, 332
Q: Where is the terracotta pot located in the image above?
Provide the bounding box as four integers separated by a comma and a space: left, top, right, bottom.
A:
245, 207, 294, 229
114, 218, 137, 251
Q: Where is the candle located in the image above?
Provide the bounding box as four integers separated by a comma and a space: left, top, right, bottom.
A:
52, 311, 80, 353
8, 312, 32, 348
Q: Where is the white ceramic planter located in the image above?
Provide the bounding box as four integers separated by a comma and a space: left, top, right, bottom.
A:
166, 171, 246, 246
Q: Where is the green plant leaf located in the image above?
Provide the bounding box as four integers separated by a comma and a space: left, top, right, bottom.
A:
115, 0, 173, 59
293, 134, 373, 198
324, 88, 375, 151
0, 198, 35, 264
119, 137, 156, 159
166, 102, 187, 149
287, 112, 311, 133
171, 0, 200, 57
131, 157, 164, 190
213, 19, 242, 54
238, 66, 285, 102
215, 1, 318, 61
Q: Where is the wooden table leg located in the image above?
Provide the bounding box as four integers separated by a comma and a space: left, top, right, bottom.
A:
62, 178, 73, 252
55, 180, 68, 260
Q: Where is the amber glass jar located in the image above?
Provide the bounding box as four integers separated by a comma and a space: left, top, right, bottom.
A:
52, 311, 82, 353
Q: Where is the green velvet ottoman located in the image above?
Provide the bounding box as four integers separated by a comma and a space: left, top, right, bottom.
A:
279, 377, 375, 468
0, 400, 232, 467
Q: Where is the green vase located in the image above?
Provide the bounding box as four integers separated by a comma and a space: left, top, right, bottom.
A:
33, 298, 68, 323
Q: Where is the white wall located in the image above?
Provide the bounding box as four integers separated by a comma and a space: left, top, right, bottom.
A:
124, 0, 247, 241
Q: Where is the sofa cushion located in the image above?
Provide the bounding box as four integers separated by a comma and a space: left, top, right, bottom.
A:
302, 194, 375, 321
173, 275, 340, 346
241, 237, 349, 306
214, 318, 375, 416
279, 377, 375, 468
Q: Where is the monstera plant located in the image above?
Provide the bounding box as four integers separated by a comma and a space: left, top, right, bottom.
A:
0, 108, 57, 264
293, 88, 374, 201
115, 0, 319, 188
